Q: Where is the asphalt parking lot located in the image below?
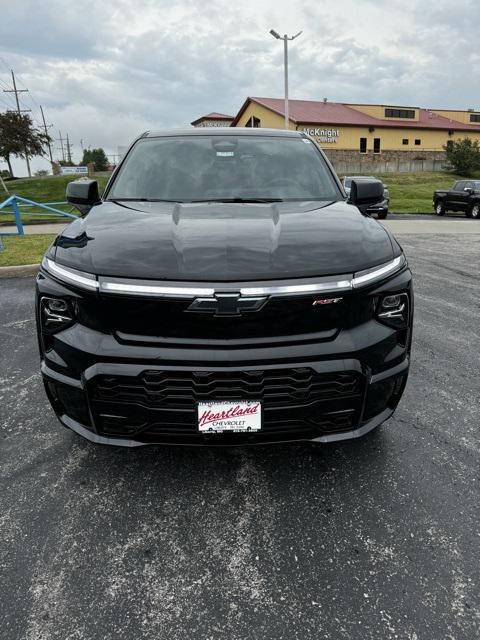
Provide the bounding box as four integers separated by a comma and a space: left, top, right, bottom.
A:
1, 229, 479, 640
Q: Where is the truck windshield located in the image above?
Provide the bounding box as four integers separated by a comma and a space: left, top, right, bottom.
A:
108, 135, 342, 203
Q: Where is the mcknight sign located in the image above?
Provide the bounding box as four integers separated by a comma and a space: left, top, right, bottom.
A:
302, 127, 340, 143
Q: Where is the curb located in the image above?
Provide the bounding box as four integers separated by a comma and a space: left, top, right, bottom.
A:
0, 263, 39, 279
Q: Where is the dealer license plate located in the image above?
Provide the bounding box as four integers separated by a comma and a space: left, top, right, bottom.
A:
197, 400, 262, 434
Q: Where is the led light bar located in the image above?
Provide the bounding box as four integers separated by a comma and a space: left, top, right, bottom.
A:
352, 256, 404, 288
99, 280, 215, 298
42, 257, 99, 291
240, 279, 352, 297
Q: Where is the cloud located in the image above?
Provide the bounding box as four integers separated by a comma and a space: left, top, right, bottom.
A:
1, 0, 479, 175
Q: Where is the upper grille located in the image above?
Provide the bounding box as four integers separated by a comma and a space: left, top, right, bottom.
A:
96, 294, 372, 344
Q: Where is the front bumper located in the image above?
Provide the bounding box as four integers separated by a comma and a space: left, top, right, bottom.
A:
37, 267, 412, 446
41, 358, 408, 446
41, 350, 409, 447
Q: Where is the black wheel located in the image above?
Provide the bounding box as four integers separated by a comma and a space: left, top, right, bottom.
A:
377, 210, 388, 220
434, 201, 445, 216
468, 202, 480, 219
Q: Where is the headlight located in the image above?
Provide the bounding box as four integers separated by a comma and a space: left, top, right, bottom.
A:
376, 292, 409, 329
40, 296, 75, 334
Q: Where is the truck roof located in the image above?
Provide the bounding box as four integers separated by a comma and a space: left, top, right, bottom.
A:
144, 127, 304, 138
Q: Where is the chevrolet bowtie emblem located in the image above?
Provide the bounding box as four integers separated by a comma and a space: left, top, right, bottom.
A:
187, 293, 267, 316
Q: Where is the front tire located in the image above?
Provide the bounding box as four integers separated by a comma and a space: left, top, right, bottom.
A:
377, 211, 388, 220
435, 201, 445, 216
468, 202, 480, 219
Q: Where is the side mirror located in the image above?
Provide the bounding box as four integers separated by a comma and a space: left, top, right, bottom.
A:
349, 178, 384, 212
464, 187, 474, 193
66, 179, 100, 216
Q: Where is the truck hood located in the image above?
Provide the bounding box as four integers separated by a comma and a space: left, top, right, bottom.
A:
53, 200, 396, 282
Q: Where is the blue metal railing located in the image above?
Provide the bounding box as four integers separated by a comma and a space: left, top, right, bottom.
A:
0, 195, 78, 250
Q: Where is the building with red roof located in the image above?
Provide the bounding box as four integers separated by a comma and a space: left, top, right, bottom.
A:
227, 97, 480, 171
191, 112, 234, 127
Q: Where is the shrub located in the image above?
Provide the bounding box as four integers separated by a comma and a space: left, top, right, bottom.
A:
443, 138, 480, 176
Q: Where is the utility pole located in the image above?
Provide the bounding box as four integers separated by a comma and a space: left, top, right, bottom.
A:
40, 105, 54, 167
269, 30, 302, 129
65, 133, 73, 164
57, 130, 66, 162
3, 70, 32, 176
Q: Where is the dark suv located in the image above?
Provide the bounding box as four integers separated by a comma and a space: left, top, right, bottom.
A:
36, 129, 413, 446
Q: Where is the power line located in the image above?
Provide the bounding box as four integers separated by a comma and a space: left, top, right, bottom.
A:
0, 57, 45, 127
10, 71, 44, 127
0, 93, 16, 111
2, 69, 32, 176
3, 70, 30, 114
14, 72, 41, 106
0, 76, 43, 128
0, 79, 17, 111
0, 76, 16, 94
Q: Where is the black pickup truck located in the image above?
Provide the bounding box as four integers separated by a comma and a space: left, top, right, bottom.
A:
36, 128, 413, 447
433, 180, 480, 218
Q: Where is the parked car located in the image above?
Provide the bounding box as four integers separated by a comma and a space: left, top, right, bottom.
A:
343, 176, 390, 219
37, 128, 413, 447
433, 180, 480, 218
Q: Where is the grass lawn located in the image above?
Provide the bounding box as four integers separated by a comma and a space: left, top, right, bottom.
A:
0, 174, 110, 224
0, 234, 56, 267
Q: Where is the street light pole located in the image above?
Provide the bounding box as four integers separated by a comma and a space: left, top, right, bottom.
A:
269, 29, 302, 129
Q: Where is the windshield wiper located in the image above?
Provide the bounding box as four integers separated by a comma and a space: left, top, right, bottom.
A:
189, 197, 284, 203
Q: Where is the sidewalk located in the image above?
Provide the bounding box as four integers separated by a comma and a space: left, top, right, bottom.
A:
380, 218, 480, 234
0, 223, 67, 235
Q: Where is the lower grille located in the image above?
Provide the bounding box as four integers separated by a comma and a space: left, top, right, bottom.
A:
89, 368, 365, 442
93, 369, 362, 409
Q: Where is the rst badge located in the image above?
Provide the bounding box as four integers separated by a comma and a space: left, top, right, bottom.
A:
312, 298, 343, 305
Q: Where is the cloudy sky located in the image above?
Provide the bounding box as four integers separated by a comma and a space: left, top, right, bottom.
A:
0, 0, 479, 175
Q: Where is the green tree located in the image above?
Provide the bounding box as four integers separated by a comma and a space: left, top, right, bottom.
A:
81, 147, 109, 171
443, 138, 480, 176
0, 112, 52, 177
